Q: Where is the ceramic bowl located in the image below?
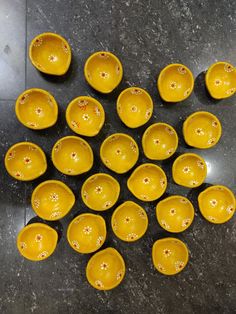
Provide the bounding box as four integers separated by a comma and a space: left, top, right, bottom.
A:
157, 63, 194, 102
152, 238, 189, 275
100, 133, 139, 174
81, 173, 120, 211
156, 196, 194, 233
111, 201, 148, 242
67, 213, 106, 254
29, 32, 71, 75
15, 88, 58, 130
172, 153, 207, 188
86, 247, 125, 290
127, 163, 167, 201
5, 142, 47, 181
17, 223, 58, 261
198, 185, 235, 224
183, 111, 222, 149
66, 96, 105, 136
52, 136, 93, 175
142, 123, 178, 160
205, 61, 236, 99
84, 51, 123, 93
116, 87, 153, 128
31, 180, 75, 221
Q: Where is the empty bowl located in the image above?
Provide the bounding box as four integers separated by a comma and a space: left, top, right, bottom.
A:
152, 238, 189, 275
67, 213, 106, 254
86, 247, 125, 290
5, 142, 47, 181
81, 173, 120, 211
66, 96, 105, 136
172, 153, 207, 188
52, 136, 93, 175
111, 201, 148, 242
205, 61, 236, 99
116, 87, 153, 128
31, 180, 75, 220
17, 223, 58, 261
84, 51, 123, 93
142, 123, 178, 160
29, 33, 71, 75
100, 133, 139, 174
156, 196, 194, 232
183, 111, 222, 149
127, 163, 167, 201
157, 63, 194, 102
198, 185, 235, 224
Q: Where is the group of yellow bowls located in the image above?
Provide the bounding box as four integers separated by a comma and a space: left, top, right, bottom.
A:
5, 32, 236, 290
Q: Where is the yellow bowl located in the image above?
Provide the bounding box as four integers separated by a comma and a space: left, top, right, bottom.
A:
127, 163, 167, 201
5, 142, 47, 181
29, 32, 71, 75
157, 63, 194, 102
31, 180, 75, 220
142, 123, 178, 160
198, 185, 235, 224
156, 196, 194, 232
17, 223, 58, 261
100, 133, 139, 174
66, 96, 105, 136
116, 87, 153, 128
183, 111, 222, 149
67, 213, 106, 254
15, 88, 58, 130
205, 61, 236, 99
172, 153, 207, 188
86, 247, 125, 290
81, 173, 120, 211
111, 201, 148, 242
152, 238, 189, 275
52, 136, 93, 175
84, 51, 123, 93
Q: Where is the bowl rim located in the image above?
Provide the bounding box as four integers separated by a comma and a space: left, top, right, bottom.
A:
66, 96, 105, 136
17, 222, 58, 261
84, 51, 123, 93
31, 179, 75, 221
198, 185, 236, 224
15, 88, 58, 130
111, 200, 148, 242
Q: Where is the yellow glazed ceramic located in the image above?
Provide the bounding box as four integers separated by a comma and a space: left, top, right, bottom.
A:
152, 238, 189, 275
100, 133, 139, 174
17, 223, 58, 261
127, 163, 167, 201
66, 96, 105, 136
52, 136, 93, 175
29, 32, 71, 75
198, 185, 235, 224
116, 87, 153, 128
86, 247, 125, 290
84, 51, 123, 93
67, 213, 106, 254
81, 173, 120, 211
5, 142, 47, 181
111, 201, 148, 242
31, 180, 75, 220
157, 64, 194, 102
142, 123, 178, 160
172, 153, 207, 188
15, 88, 58, 130
156, 196, 194, 233
205, 61, 236, 99
183, 111, 222, 149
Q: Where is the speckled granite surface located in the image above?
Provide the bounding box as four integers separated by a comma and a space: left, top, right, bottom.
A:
0, 0, 235, 313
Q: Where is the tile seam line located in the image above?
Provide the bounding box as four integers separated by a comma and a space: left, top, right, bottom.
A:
24, 0, 28, 91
